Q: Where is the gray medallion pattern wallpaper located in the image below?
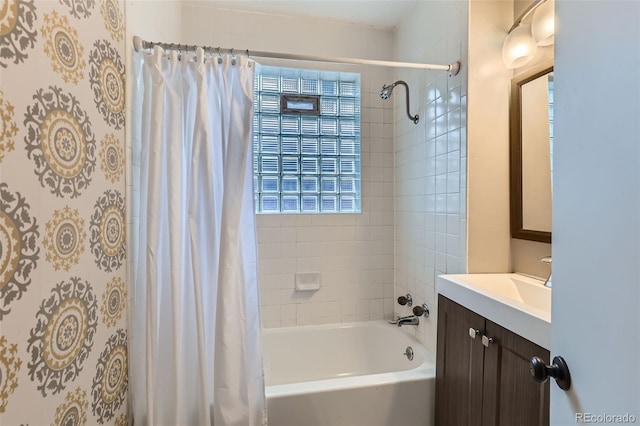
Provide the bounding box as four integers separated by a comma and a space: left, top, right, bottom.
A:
0, 183, 40, 320
0, 0, 127, 423
91, 329, 127, 423
26, 277, 98, 396
90, 189, 125, 272
24, 85, 97, 199
0, 0, 38, 68
88, 39, 125, 130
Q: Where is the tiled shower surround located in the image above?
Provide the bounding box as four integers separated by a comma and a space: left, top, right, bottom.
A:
393, 1, 469, 353
257, 82, 396, 327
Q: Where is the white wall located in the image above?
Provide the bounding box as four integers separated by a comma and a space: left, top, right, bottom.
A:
552, 1, 640, 422
465, 0, 555, 280
181, 4, 397, 327
466, 0, 513, 274
393, 1, 468, 351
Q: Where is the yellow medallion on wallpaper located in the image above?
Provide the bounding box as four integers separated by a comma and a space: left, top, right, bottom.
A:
52, 387, 89, 426
100, 0, 124, 42
0, 91, 18, 163
0, 336, 21, 413
99, 133, 124, 183
43, 206, 87, 271
100, 276, 126, 328
114, 412, 127, 426
41, 11, 86, 85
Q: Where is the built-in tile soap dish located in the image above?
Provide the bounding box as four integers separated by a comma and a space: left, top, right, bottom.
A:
295, 272, 320, 291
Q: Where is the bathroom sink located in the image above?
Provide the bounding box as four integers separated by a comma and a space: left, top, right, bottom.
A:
437, 274, 551, 349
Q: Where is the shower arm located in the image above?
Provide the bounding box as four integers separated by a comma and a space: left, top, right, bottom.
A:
393, 81, 419, 124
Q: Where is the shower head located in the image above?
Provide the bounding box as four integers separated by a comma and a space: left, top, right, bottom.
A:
379, 80, 419, 124
379, 82, 398, 100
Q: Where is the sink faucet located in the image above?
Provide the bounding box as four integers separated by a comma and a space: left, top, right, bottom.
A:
393, 315, 420, 327
540, 256, 552, 288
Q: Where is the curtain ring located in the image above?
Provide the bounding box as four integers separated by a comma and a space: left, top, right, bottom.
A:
196, 47, 204, 64
231, 48, 236, 66
217, 46, 222, 64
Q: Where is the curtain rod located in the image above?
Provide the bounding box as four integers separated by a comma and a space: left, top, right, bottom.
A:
132, 36, 461, 76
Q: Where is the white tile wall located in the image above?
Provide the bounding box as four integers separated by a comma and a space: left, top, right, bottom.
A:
256, 83, 396, 327
393, 1, 469, 352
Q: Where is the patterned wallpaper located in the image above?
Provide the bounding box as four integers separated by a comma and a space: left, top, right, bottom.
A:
0, 0, 127, 424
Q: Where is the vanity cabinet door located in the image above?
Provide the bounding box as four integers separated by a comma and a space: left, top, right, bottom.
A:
435, 296, 486, 426
435, 296, 550, 426
482, 320, 550, 426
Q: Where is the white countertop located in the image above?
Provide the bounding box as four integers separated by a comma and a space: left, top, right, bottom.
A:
437, 273, 551, 349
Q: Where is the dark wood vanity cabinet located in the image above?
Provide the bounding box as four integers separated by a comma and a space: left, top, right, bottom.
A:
435, 295, 550, 426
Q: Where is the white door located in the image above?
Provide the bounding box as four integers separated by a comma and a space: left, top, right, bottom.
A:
552, 1, 640, 424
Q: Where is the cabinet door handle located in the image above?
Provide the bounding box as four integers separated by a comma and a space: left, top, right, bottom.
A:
481, 335, 494, 347
469, 328, 480, 339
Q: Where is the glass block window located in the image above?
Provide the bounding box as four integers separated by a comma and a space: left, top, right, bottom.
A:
253, 66, 361, 213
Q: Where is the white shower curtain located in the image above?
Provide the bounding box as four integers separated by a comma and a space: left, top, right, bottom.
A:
132, 47, 266, 426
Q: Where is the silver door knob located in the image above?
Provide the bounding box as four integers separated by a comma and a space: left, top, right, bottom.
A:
469, 328, 480, 339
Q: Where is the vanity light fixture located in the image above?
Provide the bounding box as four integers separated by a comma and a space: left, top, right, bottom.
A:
532, 0, 555, 46
502, 0, 555, 69
502, 24, 538, 69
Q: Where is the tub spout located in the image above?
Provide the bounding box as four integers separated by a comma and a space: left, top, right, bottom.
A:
395, 315, 419, 327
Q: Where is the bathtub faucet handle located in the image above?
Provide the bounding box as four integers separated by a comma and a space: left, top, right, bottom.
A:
412, 304, 429, 318
397, 294, 413, 307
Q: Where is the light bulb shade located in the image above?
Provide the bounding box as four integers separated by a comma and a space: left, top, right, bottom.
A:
532, 0, 555, 46
502, 24, 538, 69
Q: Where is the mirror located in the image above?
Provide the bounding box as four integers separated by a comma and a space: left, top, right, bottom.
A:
510, 62, 553, 243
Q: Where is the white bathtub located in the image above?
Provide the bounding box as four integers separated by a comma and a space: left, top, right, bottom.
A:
262, 321, 436, 426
